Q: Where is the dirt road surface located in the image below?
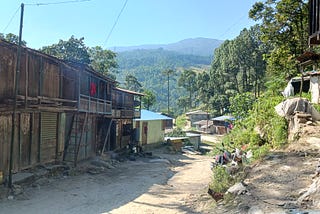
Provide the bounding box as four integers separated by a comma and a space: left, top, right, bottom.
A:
0, 149, 213, 214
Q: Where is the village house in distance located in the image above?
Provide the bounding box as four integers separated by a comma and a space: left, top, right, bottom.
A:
0, 39, 143, 184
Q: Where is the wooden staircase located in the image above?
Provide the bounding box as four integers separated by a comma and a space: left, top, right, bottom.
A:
63, 113, 88, 166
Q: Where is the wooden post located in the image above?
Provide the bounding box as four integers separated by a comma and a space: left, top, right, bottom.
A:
9, 3, 24, 188
25, 51, 28, 109
101, 120, 112, 154
28, 113, 33, 165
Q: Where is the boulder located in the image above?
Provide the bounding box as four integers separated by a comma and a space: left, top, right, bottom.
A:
297, 177, 320, 208
226, 182, 247, 195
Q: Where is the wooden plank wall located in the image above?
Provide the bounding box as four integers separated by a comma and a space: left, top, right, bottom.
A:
62, 67, 77, 101
77, 114, 96, 160
0, 112, 39, 175
41, 60, 60, 98
0, 114, 12, 176
0, 41, 76, 102
0, 44, 15, 99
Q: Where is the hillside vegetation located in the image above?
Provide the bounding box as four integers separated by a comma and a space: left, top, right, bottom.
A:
115, 47, 212, 113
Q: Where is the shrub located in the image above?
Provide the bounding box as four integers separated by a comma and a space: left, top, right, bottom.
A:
221, 93, 288, 161
209, 166, 234, 193
165, 127, 186, 137
175, 114, 188, 129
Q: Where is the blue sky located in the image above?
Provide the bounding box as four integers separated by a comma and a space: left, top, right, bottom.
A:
0, 0, 258, 49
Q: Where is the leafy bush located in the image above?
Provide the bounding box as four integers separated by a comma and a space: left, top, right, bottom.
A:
222, 93, 288, 160
229, 92, 256, 119
175, 114, 188, 129
209, 166, 234, 193
165, 127, 186, 137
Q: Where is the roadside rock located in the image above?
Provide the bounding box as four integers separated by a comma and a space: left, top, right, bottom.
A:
12, 184, 23, 196
149, 158, 171, 164
297, 177, 320, 208
247, 205, 264, 214
91, 159, 115, 169
226, 182, 247, 195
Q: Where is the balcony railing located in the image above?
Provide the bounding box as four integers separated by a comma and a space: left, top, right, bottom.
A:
79, 94, 112, 114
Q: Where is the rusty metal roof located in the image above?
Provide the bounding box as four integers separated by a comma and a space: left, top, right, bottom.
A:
114, 87, 144, 96
296, 51, 320, 63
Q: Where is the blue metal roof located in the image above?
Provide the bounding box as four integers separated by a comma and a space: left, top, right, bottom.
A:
135, 110, 173, 121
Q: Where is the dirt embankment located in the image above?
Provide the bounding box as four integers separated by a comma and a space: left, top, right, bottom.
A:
213, 123, 320, 214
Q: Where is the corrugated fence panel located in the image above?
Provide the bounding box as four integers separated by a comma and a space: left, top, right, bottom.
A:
30, 113, 39, 165
40, 112, 57, 162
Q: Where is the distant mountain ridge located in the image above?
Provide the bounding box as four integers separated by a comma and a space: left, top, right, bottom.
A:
113, 37, 223, 113
110, 37, 223, 56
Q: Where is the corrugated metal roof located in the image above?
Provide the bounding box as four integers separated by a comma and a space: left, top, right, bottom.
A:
212, 115, 235, 121
193, 120, 213, 126
115, 87, 145, 96
135, 110, 173, 121
185, 110, 209, 115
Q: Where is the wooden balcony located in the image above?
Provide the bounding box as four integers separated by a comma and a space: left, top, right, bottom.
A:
79, 94, 112, 114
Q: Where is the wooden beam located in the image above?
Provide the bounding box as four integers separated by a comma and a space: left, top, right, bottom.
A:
25, 51, 29, 109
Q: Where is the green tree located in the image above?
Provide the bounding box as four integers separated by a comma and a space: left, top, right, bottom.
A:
142, 89, 156, 110
205, 25, 268, 115
40, 36, 118, 77
178, 69, 197, 109
89, 46, 118, 76
229, 92, 256, 119
249, 0, 308, 87
124, 74, 142, 92
0, 33, 27, 46
40, 35, 91, 64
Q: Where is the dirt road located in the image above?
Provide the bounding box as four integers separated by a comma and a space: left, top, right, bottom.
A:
0, 149, 213, 214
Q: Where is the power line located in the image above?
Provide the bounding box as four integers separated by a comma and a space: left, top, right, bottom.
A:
218, 13, 247, 39
104, 0, 128, 46
2, 1, 92, 32
25, 0, 91, 6
2, 6, 20, 33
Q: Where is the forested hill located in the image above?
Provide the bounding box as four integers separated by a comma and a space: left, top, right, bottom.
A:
114, 38, 222, 114
111, 38, 223, 56
116, 48, 212, 70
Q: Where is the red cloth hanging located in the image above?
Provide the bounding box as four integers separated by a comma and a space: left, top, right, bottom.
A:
90, 82, 96, 96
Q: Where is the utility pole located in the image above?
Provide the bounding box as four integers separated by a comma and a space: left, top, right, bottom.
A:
9, 3, 24, 188
162, 69, 174, 115
167, 72, 170, 114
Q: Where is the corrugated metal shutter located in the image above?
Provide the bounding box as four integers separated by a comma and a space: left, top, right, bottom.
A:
41, 112, 57, 141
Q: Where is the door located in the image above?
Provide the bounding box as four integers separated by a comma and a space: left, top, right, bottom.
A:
142, 122, 148, 145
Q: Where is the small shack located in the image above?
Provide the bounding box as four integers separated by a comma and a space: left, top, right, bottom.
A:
296, 51, 320, 104
134, 110, 173, 146
186, 110, 209, 128
193, 120, 214, 133
211, 115, 235, 135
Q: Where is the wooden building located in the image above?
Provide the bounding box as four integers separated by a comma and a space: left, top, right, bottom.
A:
134, 110, 173, 146
309, 0, 320, 45
185, 110, 210, 128
0, 40, 142, 181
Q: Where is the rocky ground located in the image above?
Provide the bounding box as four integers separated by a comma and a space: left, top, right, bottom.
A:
0, 146, 213, 214
1, 123, 320, 214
